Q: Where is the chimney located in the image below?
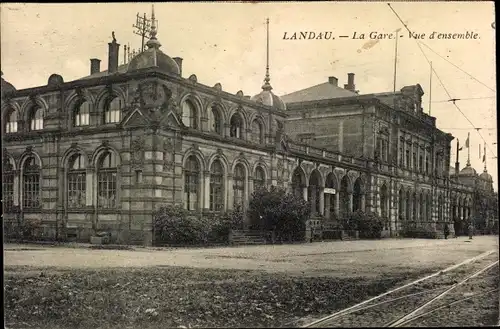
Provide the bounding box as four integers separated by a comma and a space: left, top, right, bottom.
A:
173, 57, 183, 76
328, 76, 338, 86
344, 73, 356, 92
90, 58, 101, 75
108, 38, 120, 74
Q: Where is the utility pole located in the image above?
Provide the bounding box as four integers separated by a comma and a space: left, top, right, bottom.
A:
133, 12, 152, 52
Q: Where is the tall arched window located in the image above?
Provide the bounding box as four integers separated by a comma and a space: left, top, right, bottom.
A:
182, 100, 198, 129
340, 176, 350, 219
353, 178, 363, 212
398, 189, 404, 220
405, 191, 411, 221
30, 107, 43, 131
184, 156, 200, 211
22, 156, 41, 209
3, 158, 15, 212
210, 160, 224, 211
233, 164, 245, 208
230, 113, 243, 139
104, 96, 122, 124
97, 151, 117, 209
308, 170, 322, 215
74, 100, 90, 127
209, 105, 222, 134
254, 166, 266, 191
67, 154, 86, 208
419, 193, 424, 223
380, 184, 388, 218
251, 120, 263, 144
5, 109, 18, 133
291, 168, 305, 199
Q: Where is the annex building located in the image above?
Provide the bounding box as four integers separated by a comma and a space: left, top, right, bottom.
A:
2, 8, 497, 245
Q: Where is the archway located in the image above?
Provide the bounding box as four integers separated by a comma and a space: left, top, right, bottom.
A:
291, 167, 306, 200
353, 178, 363, 212
308, 170, 322, 216
339, 176, 350, 219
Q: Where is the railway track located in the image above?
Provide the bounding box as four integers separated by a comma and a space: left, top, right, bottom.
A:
299, 250, 499, 328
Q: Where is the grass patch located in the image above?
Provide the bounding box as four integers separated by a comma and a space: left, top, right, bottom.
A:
5, 265, 434, 329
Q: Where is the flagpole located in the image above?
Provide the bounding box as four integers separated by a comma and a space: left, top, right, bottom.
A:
393, 29, 399, 93
455, 138, 460, 176
467, 132, 470, 166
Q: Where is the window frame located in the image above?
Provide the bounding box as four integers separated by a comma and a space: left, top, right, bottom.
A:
97, 152, 117, 209
233, 164, 245, 208
30, 107, 44, 131
67, 154, 87, 209
209, 160, 224, 211
184, 156, 200, 211
2, 158, 15, 212
22, 156, 41, 209
103, 96, 122, 124
5, 109, 18, 133
74, 100, 90, 127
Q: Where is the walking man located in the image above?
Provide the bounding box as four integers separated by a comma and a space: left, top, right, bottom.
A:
468, 221, 474, 240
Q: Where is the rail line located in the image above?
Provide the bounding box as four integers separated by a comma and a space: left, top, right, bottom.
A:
300, 250, 498, 328
386, 260, 499, 327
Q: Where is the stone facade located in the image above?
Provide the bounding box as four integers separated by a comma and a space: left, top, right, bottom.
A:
1, 10, 493, 245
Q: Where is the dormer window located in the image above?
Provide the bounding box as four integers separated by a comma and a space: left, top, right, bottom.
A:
5, 109, 18, 133
30, 107, 43, 131
74, 100, 90, 127
104, 96, 122, 124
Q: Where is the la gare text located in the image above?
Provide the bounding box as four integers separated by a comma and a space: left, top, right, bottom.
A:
283, 31, 480, 40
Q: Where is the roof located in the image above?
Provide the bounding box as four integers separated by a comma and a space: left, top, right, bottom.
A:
281, 82, 357, 103
77, 64, 129, 81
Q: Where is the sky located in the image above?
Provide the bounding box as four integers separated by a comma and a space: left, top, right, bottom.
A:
1, 2, 497, 188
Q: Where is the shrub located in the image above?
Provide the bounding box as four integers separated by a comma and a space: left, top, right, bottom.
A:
248, 186, 310, 242
346, 210, 384, 239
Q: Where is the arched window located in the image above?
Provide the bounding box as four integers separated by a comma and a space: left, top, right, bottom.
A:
419, 193, 424, 223
405, 191, 411, 221
5, 109, 18, 133
233, 164, 245, 208
210, 160, 224, 211
254, 166, 266, 191
353, 178, 363, 212
184, 156, 200, 211
104, 96, 122, 124
3, 158, 15, 211
230, 113, 243, 139
67, 154, 86, 208
74, 100, 90, 127
209, 105, 222, 134
97, 151, 117, 209
340, 176, 350, 218
30, 107, 43, 131
251, 120, 263, 144
182, 100, 198, 129
398, 189, 404, 220
22, 156, 41, 208
380, 185, 388, 218
292, 168, 305, 199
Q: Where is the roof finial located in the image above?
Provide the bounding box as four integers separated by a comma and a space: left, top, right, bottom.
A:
146, 4, 161, 49
262, 18, 272, 91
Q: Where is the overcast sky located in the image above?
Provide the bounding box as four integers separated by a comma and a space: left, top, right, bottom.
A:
1, 2, 496, 188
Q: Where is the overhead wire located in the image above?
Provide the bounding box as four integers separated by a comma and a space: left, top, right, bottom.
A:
387, 3, 497, 158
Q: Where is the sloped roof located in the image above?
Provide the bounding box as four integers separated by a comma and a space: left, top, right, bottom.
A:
281, 82, 357, 104
76, 64, 129, 80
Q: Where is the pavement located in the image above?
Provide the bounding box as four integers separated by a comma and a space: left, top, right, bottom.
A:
4, 236, 499, 277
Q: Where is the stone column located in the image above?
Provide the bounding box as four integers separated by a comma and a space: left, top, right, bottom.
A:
310, 187, 317, 215
319, 188, 325, 216
361, 194, 366, 212
334, 193, 340, 218
227, 175, 234, 210
204, 171, 210, 210
349, 194, 353, 213
302, 187, 308, 201
86, 168, 94, 206
13, 170, 20, 206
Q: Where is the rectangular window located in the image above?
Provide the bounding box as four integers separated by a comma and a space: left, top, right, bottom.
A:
98, 172, 116, 209
23, 172, 40, 208
184, 174, 198, 211
68, 172, 86, 208
405, 150, 410, 168
399, 146, 403, 166
135, 170, 143, 184
412, 152, 417, 171
419, 155, 423, 173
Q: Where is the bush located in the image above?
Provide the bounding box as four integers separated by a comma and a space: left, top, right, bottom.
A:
346, 210, 384, 239
248, 186, 310, 242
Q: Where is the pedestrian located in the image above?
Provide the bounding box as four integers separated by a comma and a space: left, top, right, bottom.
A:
444, 223, 450, 239
468, 222, 474, 240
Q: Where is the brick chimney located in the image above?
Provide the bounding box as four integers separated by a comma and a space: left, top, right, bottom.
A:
328, 76, 338, 86
90, 58, 101, 75
173, 57, 183, 76
344, 73, 356, 92
108, 38, 120, 74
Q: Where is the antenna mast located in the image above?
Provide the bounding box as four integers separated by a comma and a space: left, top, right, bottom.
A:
133, 12, 152, 52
